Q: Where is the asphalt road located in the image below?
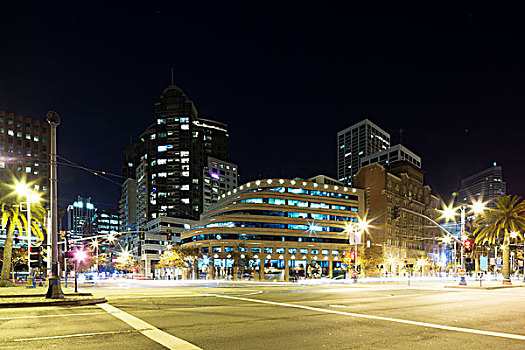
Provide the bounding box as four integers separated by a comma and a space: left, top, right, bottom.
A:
1, 281, 525, 349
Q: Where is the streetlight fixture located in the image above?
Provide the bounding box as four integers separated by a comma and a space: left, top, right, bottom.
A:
90, 239, 99, 274
13, 180, 41, 288
439, 199, 488, 285
72, 247, 88, 293
344, 216, 370, 281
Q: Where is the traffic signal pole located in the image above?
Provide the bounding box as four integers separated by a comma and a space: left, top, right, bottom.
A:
398, 207, 468, 285
25, 199, 34, 288
459, 206, 467, 285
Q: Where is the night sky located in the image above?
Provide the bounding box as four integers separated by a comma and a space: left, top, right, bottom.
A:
1, 2, 524, 210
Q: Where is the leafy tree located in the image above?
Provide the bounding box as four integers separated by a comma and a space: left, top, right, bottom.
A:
0, 186, 46, 287
473, 195, 525, 284
158, 249, 185, 269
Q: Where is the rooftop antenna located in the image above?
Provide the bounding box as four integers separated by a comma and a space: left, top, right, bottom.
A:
399, 127, 403, 144
170, 68, 174, 85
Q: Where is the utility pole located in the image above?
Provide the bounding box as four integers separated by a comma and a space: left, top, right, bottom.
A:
45, 111, 64, 299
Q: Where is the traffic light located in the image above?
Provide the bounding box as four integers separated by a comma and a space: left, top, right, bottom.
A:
139, 232, 145, 240
166, 229, 172, 241
14, 235, 20, 245
29, 246, 43, 268
464, 239, 473, 251
350, 251, 356, 261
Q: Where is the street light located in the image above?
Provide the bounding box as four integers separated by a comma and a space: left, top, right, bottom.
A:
345, 216, 370, 281
439, 200, 488, 285
13, 180, 41, 288
90, 239, 99, 274
72, 247, 88, 293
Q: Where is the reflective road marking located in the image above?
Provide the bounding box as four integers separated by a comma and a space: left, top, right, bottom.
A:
215, 294, 525, 341
1, 312, 105, 320
15, 330, 135, 342
98, 303, 202, 349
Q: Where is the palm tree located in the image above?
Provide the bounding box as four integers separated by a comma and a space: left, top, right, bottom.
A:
473, 195, 525, 285
0, 189, 46, 287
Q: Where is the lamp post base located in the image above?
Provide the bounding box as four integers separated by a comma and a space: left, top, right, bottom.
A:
459, 276, 467, 285
45, 277, 64, 299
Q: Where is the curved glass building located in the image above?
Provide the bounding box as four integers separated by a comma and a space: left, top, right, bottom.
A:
181, 178, 365, 281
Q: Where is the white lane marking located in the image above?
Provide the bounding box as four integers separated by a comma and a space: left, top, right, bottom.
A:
104, 294, 211, 299
98, 303, 202, 349
242, 290, 263, 296
0, 312, 105, 320
215, 294, 525, 341
14, 330, 135, 341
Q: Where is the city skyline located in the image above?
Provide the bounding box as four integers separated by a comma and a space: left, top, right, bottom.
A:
1, 3, 524, 210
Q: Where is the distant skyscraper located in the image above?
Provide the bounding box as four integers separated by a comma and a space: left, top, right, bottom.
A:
337, 119, 390, 185
360, 144, 421, 169
0, 109, 51, 197
119, 178, 137, 232
82, 208, 120, 238
66, 197, 96, 244
456, 163, 506, 207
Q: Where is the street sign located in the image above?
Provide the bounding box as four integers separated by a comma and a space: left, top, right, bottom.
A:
459, 269, 466, 276
352, 270, 358, 276
476, 271, 484, 278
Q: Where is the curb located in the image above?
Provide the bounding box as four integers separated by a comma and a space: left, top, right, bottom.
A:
0, 297, 107, 308
0, 293, 93, 298
445, 285, 525, 290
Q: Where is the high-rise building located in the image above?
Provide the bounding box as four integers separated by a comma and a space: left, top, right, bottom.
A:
360, 144, 421, 169
337, 119, 390, 186
0, 109, 51, 197
118, 81, 233, 277
456, 163, 506, 208
82, 208, 120, 238
119, 178, 137, 232
122, 82, 230, 227
202, 157, 238, 212
66, 196, 96, 244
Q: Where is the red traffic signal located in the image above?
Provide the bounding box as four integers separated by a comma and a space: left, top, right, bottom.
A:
350, 251, 356, 261
464, 240, 472, 250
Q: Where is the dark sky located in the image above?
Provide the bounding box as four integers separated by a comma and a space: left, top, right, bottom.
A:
1, 2, 524, 209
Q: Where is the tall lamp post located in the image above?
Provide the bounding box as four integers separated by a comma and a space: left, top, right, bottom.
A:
45, 111, 64, 299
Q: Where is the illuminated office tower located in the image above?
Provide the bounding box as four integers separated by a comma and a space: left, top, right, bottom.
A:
66, 196, 96, 244
337, 119, 390, 185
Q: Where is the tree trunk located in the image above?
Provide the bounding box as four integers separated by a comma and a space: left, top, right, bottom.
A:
0, 220, 15, 287
502, 234, 511, 284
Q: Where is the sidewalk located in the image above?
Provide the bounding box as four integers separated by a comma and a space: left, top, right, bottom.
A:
0, 285, 107, 308
444, 279, 525, 290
